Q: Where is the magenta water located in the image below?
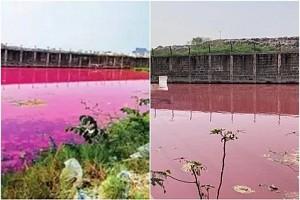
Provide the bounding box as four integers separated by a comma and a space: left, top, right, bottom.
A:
1, 67, 149, 84
1, 67, 149, 173
151, 84, 299, 199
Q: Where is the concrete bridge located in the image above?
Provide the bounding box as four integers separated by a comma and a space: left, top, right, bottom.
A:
1, 44, 149, 69
151, 52, 299, 83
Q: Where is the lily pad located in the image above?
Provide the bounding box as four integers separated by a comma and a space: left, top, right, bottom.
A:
233, 185, 255, 194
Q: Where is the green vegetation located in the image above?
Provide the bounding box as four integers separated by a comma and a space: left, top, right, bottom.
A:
1, 100, 149, 199
152, 40, 277, 56
133, 66, 149, 72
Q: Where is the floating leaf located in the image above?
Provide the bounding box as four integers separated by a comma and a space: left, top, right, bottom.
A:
233, 185, 255, 194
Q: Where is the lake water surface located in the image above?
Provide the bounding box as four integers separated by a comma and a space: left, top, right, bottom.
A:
151, 84, 299, 199
1, 67, 149, 172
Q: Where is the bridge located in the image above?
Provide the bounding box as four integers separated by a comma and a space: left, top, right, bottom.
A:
1, 44, 149, 69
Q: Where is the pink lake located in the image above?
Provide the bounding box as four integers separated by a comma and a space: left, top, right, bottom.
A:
1, 67, 149, 172
151, 84, 299, 199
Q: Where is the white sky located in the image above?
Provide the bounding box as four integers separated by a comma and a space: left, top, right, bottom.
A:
1, 1, 149, 54
151, 1, 299, 47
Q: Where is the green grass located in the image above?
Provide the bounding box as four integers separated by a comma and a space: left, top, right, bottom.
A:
133, 66, 149, 72
153, 41, 277, 56
1, 108, 149, 199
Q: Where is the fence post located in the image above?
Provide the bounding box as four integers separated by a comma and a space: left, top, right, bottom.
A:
208, 43, 211, 53
279, 42, 282, 53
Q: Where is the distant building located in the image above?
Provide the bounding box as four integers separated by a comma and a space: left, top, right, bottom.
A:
132, 48, 149, 57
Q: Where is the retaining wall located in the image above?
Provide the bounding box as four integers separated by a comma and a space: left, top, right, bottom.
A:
151, 52, 299, 83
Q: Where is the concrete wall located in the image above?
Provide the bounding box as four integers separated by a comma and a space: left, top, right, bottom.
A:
1, 46, 149, 69
151, 52, 299, 83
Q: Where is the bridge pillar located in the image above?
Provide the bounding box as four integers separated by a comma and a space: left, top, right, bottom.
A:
19, 49, 23, 65
277, 53, 281, 83
121, 56, 124, 68
58, 53, 61, 67
88, 56, 92, 67
105, 56, 108, 66
4, 49, 8, 65
33, 51, 37, 65
68, 53, 72, 66
46, 52, 50, 66
113, 57, 116, 67
79, 57, 82, 67
253, 54, 256, 83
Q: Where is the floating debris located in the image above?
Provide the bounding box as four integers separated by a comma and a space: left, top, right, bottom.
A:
10, 99, 46, 107
263, 149, 299, 171
258, 184, 280, 193
285, 131, 299, 136
284, 191, 299, 199
233, 185, 255, 194
268, 184, 279, 192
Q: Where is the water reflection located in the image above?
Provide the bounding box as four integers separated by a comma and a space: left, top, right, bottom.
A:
151, 84, 299, 199
151, 84, 299, 122
2, 67, 148, 84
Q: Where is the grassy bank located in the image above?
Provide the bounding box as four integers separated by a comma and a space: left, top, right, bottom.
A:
153, 40, 277, 56
1, 102, 149, 199
133, 66, 149, 72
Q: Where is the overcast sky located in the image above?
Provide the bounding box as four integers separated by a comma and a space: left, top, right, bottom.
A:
151, 1, 299, 47
1, 1, 149, 54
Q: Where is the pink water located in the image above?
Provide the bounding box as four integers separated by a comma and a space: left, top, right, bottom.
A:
151, 84, 299, 199
1, 67, 148, 84
1, 67, 149, 172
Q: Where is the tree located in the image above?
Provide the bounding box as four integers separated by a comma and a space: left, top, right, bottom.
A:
190, 37, 210, 45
